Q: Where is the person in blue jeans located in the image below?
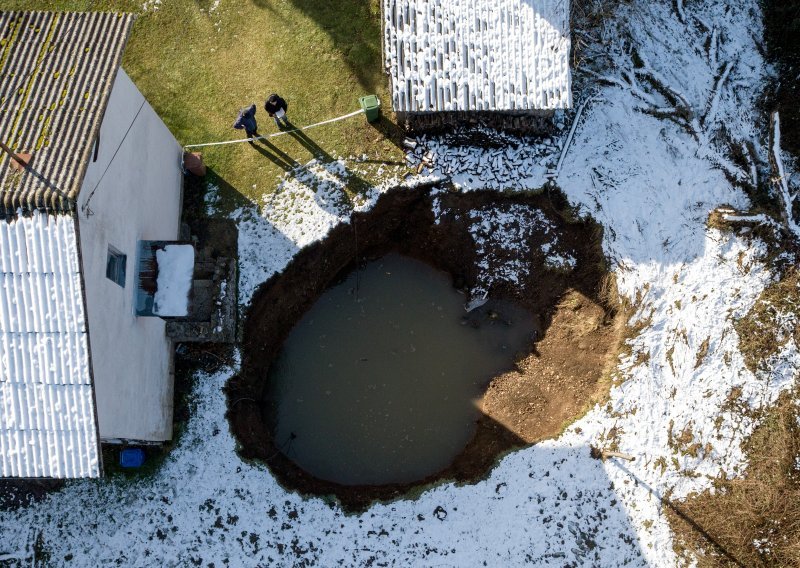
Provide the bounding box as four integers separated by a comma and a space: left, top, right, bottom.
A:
233, 104, 259, 144
264, 94, 289, 128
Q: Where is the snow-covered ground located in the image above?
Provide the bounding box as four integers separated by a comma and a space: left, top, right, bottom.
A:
2, 0, 799, 566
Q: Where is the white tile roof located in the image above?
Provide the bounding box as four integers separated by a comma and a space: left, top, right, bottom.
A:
0, 212, 99, 478
383, 0, 572, 112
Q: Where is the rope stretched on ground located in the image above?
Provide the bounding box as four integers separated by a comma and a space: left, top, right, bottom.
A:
184, 108, 366, 149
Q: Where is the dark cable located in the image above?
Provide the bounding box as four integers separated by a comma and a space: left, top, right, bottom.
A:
81, 99, 147, 214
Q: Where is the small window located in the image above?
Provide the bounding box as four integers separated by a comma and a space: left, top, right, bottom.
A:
106, 245, 127, 287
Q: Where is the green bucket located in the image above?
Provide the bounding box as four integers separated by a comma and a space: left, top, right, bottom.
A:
359, 95, 381, 123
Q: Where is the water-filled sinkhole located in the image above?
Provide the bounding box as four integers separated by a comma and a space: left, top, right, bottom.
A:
265, 254, 537, 485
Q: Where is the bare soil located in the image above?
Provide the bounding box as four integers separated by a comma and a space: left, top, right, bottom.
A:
227, 186, 624, 511
483, 290, 623, 445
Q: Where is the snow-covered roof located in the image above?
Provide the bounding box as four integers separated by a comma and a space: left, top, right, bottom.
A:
383, 0, 572, 113
153, 245, 195, 317
0, 11, 134, 217
0, 212, 100, 478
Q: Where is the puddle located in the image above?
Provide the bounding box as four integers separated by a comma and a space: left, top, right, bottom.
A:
265, 254, 537, 485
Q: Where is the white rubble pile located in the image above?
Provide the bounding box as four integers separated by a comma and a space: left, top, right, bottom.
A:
406, 128, 563, 191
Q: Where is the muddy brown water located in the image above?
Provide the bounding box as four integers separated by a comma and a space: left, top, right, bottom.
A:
265, 253, 537, 485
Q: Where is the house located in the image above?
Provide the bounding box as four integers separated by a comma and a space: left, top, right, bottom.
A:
382, 0, 572, 132
0, 11, 192, 477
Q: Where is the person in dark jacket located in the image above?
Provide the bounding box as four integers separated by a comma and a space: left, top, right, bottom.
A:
233, 104, 259, 144
264, 94, 289, 128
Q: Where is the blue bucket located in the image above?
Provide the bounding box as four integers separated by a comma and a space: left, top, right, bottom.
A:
119, 448, 146, 468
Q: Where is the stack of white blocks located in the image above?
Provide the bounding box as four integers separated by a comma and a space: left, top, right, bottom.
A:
384, 0, 572, 112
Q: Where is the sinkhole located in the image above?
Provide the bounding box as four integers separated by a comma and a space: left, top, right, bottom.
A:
229, 188, 622, 510
265, 253, 537, 485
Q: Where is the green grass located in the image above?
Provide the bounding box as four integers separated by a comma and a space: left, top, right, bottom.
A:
1, 0, 405, 204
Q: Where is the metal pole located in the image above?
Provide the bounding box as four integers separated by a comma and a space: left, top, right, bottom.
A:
0, 140, 30, 169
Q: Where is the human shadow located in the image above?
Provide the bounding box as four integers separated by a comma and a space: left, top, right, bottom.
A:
250, 0, 381, 93
183, 168, 252, 219
281, 120, 330, 160
252, 137, 300, 172
274, 122, 375, 198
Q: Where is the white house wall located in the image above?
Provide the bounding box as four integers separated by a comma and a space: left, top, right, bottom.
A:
77, 69, 182, 442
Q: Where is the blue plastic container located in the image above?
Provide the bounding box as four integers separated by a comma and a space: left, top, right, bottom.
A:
119, 448, 146, 468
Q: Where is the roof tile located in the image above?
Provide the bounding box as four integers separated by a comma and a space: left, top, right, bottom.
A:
0, 12, 134, 217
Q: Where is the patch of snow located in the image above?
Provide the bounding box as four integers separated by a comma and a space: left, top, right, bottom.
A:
464, 204, 566, 299
544, 252, 577, 271
753, 537, 772, 555
204, 181, 221, 216
153, 245, 195, 317
142, 0, 162, 12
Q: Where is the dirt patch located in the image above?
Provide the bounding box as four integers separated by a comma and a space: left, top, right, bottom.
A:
0, 479, 65, 512
227, 186, 624, 510
483, 290, 623, 445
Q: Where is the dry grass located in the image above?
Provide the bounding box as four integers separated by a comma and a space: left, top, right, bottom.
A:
668, 269, 800, 566
735, 268, 800, 373
669, 392, 800, 567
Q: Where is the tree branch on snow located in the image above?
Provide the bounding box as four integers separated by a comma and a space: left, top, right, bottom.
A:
634, 51, 693, 110
692, 14, 713, 33
708, 26, 719, 68
769, 112, 800, 239
722, 213, 771, 224
585, 69, 657, 107
741, 140, 758, 188
701, 59, 734, 131
705, 151, 752, 188
596, 35, 745, 179
674, 0, 686, 24
631, 66, 700, 138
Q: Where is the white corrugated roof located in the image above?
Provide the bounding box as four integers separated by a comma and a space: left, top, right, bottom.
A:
384, 0, 572, 112
0, 212, 100, 478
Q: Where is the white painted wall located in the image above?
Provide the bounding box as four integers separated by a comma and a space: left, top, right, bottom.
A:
77, 69, 182, 442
